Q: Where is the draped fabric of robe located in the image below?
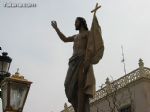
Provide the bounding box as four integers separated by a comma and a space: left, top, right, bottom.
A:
64, 14, 104, 103
64, 55, 84, 102
84, 14, 104, 97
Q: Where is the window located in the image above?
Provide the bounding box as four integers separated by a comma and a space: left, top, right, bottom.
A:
120, 105, 131, 112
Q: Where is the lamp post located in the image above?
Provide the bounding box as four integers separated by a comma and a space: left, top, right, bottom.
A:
1, 72, 32, 112
0, 47, 32, 112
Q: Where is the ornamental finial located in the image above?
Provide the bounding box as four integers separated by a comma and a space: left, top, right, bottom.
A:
139, 58, 144, 68
16, 68, 19, 74
105, 77, 110, 85
11, 68, 27, 81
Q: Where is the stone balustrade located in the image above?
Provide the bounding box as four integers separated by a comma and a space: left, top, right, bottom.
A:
62, 59, 150, 112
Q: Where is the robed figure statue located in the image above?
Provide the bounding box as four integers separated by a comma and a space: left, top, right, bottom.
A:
51, 3, 104, 112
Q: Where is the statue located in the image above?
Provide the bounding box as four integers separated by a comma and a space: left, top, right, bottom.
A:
51, 3, 104, 112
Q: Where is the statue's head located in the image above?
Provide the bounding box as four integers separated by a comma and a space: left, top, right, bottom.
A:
75, 17, 88, 31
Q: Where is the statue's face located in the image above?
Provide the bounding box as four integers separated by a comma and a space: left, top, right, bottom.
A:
75, 19, 81, 30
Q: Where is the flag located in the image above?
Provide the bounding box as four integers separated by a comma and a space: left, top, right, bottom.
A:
85, 14, 104, 64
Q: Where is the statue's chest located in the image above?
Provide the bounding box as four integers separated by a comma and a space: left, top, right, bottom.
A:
74, 34, 87, 48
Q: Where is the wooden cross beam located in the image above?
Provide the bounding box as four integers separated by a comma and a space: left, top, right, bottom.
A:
91, 3, 101, 15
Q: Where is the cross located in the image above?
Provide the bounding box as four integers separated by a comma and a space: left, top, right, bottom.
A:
91, 3, 101, 15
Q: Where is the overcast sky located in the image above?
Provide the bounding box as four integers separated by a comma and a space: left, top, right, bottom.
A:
0, 0, 150, 111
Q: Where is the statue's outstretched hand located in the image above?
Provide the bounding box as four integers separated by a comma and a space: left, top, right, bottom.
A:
51, 21, 58, 30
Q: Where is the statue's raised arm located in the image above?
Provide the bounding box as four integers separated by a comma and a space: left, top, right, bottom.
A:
51, 21, 74, 42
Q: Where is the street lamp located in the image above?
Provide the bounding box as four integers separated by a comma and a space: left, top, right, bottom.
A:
0, 52, 12, 83
1, 72, 32, 112
0, 50, 12, 99
0, 48, 32, 112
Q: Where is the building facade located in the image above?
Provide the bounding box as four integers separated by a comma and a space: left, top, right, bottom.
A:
62, 59, 150, 112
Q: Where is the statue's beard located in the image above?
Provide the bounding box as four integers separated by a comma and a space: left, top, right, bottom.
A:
75, 24, 81, 30
75, 27, 79, 30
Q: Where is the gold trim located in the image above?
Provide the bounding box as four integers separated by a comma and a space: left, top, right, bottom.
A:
11, 72, 27, 81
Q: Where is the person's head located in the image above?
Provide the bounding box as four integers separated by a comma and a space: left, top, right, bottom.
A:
75, 17, 88, 31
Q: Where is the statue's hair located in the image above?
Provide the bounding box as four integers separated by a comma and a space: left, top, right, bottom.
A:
76, 17, 88, 31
